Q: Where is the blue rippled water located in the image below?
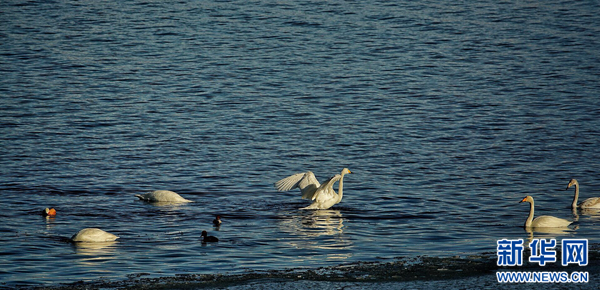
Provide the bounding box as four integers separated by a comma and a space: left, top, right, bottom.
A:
1, 0, 600, 287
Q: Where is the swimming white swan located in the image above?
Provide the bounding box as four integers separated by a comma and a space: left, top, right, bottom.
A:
275, 168, 351, 210
71, 228, 119, 242
135, 190, 192, 203
567, 179, 600, 209
519, 196, 572, 228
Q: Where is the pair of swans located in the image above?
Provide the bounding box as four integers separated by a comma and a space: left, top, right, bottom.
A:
275, 168, 351, 210
69, 191, 188, 243
135, 168, 353, 210
520, 179, 600, 228
53, 191, 196, 243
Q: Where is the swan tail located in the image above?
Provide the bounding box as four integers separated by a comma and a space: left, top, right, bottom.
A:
301, 203, 330, 210
300, 205, 318, 210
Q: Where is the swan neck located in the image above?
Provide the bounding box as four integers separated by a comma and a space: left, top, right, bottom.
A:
525, 200, 534, 228
572, 183, 579, 209
337, 173, 345, 203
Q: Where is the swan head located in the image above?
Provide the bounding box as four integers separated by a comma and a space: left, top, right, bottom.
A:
341, 168, 352, 175
566, 179, 578, 190
43, 208, 57, 217
519, 196, 533, 204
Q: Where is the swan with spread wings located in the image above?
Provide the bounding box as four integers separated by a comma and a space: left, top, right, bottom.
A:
275, 168, 351, 210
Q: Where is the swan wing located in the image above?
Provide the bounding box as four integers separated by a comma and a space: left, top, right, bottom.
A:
531, 216, 572, 228
72, 228, 119, 242
312, 174, 341, 203
275, 171, 321, 199
136, 190, 192, 203
580, 197, 600, 209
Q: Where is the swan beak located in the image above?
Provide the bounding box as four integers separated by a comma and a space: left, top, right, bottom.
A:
519, 197, 527, 203
348, 170, 352, 174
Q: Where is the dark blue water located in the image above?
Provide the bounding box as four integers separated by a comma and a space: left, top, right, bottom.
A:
1, 0, 600, 287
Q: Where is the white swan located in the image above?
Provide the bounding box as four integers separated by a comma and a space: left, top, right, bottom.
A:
519, 196, 572, 228
71, 228, 119, 242
275, 168, 351, 210
567, 179, 600, 209
135, 190, 192, 203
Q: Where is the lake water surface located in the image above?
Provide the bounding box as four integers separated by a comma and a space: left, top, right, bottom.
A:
1, 0, 600, 287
